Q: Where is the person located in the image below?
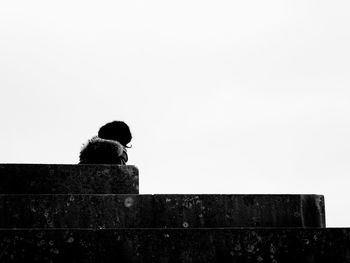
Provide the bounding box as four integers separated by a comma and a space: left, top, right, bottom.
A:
79, 121, 132, 164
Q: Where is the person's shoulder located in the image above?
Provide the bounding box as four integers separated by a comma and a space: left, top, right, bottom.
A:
79, 136, 124, 164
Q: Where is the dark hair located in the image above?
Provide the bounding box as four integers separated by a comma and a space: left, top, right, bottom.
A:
98, 121, 132, 147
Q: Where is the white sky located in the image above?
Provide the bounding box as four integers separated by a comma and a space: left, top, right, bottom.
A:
1, 0, 350, 227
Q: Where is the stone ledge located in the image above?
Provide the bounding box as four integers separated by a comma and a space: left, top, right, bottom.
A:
0, 195, 325, 228
0, 164, 139, 194
0, 228, 348, 262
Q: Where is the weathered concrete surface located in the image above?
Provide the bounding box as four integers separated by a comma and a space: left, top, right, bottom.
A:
0, 164, 138, 194
0, 195, 325, 228
0, 228, 349, 262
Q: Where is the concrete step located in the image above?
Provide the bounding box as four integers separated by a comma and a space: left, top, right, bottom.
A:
0, 228, 348, 262
0, 164, 138, 194
0, 194, 325, 228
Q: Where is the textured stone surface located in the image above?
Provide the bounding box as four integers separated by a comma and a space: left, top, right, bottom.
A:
0, 164, 138, 194
0, 194, 325, 228
0, 228, 349, 262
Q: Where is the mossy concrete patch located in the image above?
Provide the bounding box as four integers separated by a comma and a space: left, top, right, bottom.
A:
0, 228, 349, 262
0, 194, 324, 228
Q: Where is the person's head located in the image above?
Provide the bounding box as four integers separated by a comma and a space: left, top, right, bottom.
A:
98, 121, 132, 147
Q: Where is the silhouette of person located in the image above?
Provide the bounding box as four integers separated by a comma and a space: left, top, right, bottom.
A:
79, 121, 132, 164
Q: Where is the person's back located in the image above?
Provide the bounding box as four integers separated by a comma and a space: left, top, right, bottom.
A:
79, 121, 132, 164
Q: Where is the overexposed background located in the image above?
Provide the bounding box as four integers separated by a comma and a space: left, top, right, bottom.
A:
1, 0, 349, 226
